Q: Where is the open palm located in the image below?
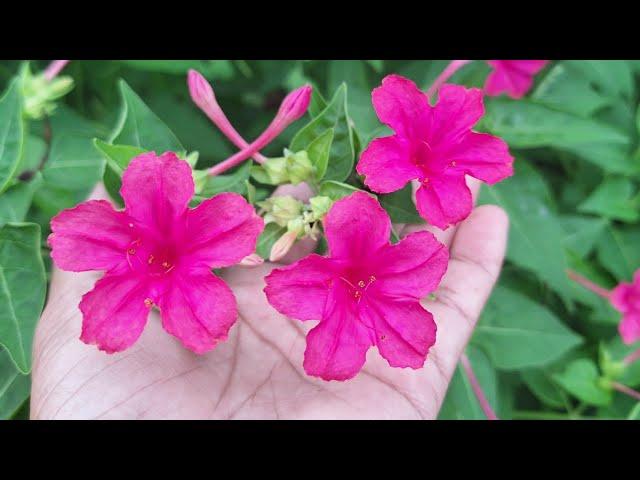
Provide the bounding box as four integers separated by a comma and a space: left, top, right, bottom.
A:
30, 181, 508, 419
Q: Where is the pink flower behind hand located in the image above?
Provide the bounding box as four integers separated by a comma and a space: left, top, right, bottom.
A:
48, 152, 264, 354
610, 271, 640, 344
357, 74, 513, 230
485, 60, 548, 99
264, 192, 449, 381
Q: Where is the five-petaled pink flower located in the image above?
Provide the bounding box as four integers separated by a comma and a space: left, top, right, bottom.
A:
484, 60, 548, 99
357, 74, 514, 230
48, 152, 264, 354
610, 270, 640, 345
264, 192, 449, 381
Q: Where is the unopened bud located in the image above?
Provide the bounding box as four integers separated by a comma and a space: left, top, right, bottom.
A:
259, 195, 303, 227
309, 195, 333, 221
285, 149, 314, 185
269, 230, 299, 262
188, 69, 216, 111
276, 84, 312, 124
239, 253, 264, 267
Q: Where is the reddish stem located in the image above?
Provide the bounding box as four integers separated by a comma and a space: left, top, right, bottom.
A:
425, 60, 472, 99
624, 348, 640, 366
611, 382, 640, 402
43, 60, 70, 81
460, 352, 499, 420
566, 269, 612, 300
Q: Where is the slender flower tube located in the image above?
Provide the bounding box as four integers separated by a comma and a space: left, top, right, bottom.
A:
208, 85, 312, 177
611, 382, 640, 402
43, 60, 70, 81
460, 353, 499, 420
425, 60, 471, 99
566, 269, 611, 300
624, 348, 640, 366
187, 69, 267, 164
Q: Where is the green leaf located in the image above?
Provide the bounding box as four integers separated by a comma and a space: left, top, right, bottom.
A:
561, 215, 608, 258
196, 161, 251, 200
472, 286, 583, 370
481, 98, 634, 174
0, 223, 46, 373
578, 177, 639, 223
290, 84, 356, 182
553, 358, 612, 406
319, 180, 367, 201
93, 139, 146, 176
532, 63, 612, 117
0, 78, 24, 194
438, 346, 497, 420
306, 128, 334, 181
521, 369, 567, 409
0, 347, 30, 419
119, 60, 234, 79
564, 60, 634, 100
308, 88, 328, 118
256, 222, 286, 259
627, 403, 640, 420
0, 173, 42, 227
379, 184, 424, 224
110, 80, 184, 154
479, 160, 575, 307
596, 224, 640, 280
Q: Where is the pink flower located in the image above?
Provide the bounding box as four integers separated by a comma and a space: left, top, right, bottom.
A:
484, 60, 548, 99
48, 152, 264, 354
264, 192, 449, 381
610, 271, 640, 344
357, 74, 513, 230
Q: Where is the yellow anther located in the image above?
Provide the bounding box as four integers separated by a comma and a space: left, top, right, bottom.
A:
450, 161, 457, 167
162, 261, 171, 269
144, 298, 153, 308
148, 255, 155, 264
127, 248, 136, 255
354, 291, 361, 298
369, 275, 376, 282
358, 280, 366, 288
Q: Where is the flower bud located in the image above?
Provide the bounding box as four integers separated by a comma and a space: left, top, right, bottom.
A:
309, 195, 333, 221
187, 69, 216, 111
258, 195, 303, 227
261, 156, 289, 184
269, 230, 298, 262
276, 84, 312, 123
21, 64, 74, 120
285, 149, 314, 185
239, 253, 264, 267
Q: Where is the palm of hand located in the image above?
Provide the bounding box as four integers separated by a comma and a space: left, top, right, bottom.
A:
31, 201, 507, 420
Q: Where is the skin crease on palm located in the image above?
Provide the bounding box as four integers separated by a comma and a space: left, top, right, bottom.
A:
30, 177, 508, 420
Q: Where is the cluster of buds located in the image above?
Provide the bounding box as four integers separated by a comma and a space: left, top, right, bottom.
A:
251, 149, 315, 186
259, 195, 333, 261
20, 62, 73, 119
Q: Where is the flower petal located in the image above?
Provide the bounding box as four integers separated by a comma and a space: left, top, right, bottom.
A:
431, 84, 484, 144
79, 272, 151, 353
360, 296, 436, 369
159, 271, 237, 354
447, 132, 514, 184
375, 231, 449, 298
357, 135, 421, 193
324, 192, 391, 260
49, 200, 132, 272
120, 152, 194, 235
264, 254, 336, 321
303, 285, 374, 381
415, 172, 473, 230
182, 193, 264, 270
619, 313, 640, 345
371, 74, 431, 140
484, 67, 532, 99
611, 283, 633, 313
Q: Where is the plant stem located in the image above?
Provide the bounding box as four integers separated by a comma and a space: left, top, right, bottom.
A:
611, 382, 640, 402
43, 60, 70, 81
460, 352, 499, 420
623, 348, 640, 366
425, 60, 472, 99
566, 269, 611, 300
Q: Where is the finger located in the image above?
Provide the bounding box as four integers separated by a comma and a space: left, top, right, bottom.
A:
421, 204, 508, 399
399, 176, 482, 247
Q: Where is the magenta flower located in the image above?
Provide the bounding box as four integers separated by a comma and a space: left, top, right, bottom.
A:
48, 152, 264, 354
484, 60, 548, 99
264, 192, 449, 381
357, 74, 513, 230
611, 271, 640, 344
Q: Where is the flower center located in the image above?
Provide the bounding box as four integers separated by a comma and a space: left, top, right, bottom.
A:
339, 275, 377, 303
125, 237, 178, 276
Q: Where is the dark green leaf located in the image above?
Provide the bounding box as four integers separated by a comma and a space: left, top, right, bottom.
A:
379, 184, 424, 224
0, 173, 42, 227
256, 223, 286, 259
0, 347, 30, 419
553, 358, 612, 406
0, 78, 24, 193
318, 180, 367, 201
578, 177, 639, 223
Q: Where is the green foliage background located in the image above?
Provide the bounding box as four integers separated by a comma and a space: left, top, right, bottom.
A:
1, 59, 640, 420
